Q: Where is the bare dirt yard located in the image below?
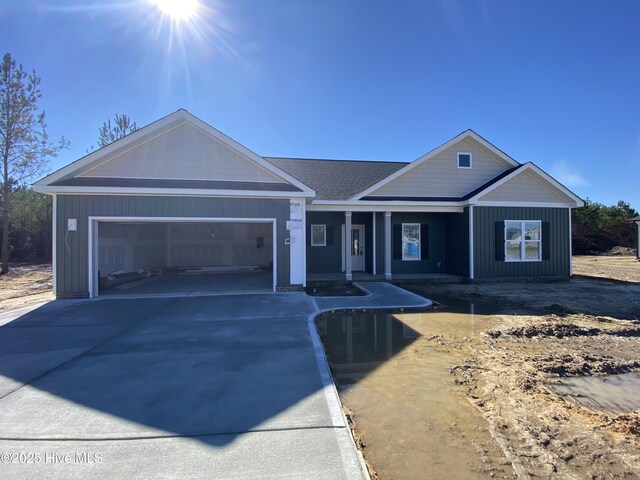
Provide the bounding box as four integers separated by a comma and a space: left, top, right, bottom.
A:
394, 262, 640, 479
0, 264, 53, 312
573, 254, 640, 283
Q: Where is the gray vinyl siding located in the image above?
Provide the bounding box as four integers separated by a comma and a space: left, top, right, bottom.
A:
55, 195, 290, 297
375, 212, 385, 274
444, 209, 470, 276
306, 212, 343, 274
306, 212, 373, 274
473, 206, 570, 278
391, 213, 446, 275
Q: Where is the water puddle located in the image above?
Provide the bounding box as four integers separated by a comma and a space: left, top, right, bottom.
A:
551, 372, 640, 413
318, 303, 513, 479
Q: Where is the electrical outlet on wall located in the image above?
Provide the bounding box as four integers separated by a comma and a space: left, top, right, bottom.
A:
67, 219, 77, 231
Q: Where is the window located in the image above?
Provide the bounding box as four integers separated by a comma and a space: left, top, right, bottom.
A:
457, 152, 472, 168
505, 221, 541, 262
402, 223, 421, 261
311, 224, 326, 246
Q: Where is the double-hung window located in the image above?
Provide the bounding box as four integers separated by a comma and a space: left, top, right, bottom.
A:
311, 224, 326, 246
505, 221, 541, 261
401, 223, 421, 261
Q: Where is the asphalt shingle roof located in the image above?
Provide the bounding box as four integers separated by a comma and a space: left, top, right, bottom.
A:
265, 157, 408, 200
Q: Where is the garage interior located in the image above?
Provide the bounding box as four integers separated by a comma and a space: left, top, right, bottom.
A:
96, 221, 274, 296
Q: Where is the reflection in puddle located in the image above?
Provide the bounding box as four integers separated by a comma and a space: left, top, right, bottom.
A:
318, 304, 513, 480
552, 372, 640, 413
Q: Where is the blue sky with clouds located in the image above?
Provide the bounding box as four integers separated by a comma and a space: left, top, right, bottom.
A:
2, 0, 639, 209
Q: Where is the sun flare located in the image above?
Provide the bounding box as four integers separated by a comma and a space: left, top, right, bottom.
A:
151, 0, 199, 22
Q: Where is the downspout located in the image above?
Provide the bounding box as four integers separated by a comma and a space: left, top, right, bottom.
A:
52, 194, 57, 297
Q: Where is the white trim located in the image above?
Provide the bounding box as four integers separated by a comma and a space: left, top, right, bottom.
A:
468, 163, 584, 207
475, 201, 572, 208
34, 110, 316, 196
469, 206, 474, 280
302, 204, 307, 287
307, 203, 464, 213
504, 220, 542, 262
87, 216, 278, 298
457, 152, 472, 169
372, 213, 377, 275
352, 129, 520, 200
52, 195, 57, 296
384, 212, 392, 280
401, 223, 421, 261
34, 185, 314, 198
310, 224, 327, 246
345, 212, 352, 281
568, 208, 573, 276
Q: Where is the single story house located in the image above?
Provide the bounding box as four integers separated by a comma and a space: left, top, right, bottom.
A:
34, 109, 584, 298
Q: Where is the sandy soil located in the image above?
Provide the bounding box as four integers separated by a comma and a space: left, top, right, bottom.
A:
400, 276, 640, 479
573, 255, 640, 283
0, 264, 54, 312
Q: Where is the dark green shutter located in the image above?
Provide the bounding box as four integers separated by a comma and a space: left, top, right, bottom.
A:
306, 225, 311, 246
393, 224, 402, 260
495, 221, 505, 261
420, 224, 429, 259
541, 222, 550, 260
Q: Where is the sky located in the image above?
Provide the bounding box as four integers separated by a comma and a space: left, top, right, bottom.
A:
1, 0, 639, 209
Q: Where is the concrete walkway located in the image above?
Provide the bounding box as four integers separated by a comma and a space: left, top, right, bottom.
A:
0, 294, 366, 480
314, 281, 432, 312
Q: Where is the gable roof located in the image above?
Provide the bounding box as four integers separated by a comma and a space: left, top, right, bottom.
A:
352, 129, 520, 201
34, 109, 315, 198
470, 162, 584, 207
265, 157, 407, 200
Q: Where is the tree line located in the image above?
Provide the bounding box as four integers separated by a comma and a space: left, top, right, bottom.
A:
0, 52, 137, 271
0, 52, 637, 271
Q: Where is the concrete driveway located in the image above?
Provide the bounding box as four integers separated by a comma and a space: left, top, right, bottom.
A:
0, 295, 366, 479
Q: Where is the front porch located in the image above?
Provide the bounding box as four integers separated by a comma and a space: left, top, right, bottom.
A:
305, 209, 471, 282
307, 272, 463, 283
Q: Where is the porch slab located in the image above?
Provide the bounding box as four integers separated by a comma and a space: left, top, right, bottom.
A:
313, 282, 432, 311
307, 273, 462, 283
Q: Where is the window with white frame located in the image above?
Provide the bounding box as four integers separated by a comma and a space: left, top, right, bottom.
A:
457, 152, 472, 168
311, 224, 326, 246
505, 221, 541, 262
402, 223, 421, 261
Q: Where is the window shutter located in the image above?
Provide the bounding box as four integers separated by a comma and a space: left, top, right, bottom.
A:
306, 225, 311, 246
326, 225, 334, 246
495, 221, 505, 261
420, 224, 429, 260
393, 224, 402, 260
542, 221, 550, 260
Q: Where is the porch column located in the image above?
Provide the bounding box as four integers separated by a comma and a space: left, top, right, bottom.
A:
345, 211, 352, 281
384, 211, 392, 280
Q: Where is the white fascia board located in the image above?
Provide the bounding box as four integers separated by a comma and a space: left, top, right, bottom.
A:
33, 185, 315, 198
34, 111, 189, 187
183, 112, 315, 194
351, 129, 520, 201
474, 201, 574, 208
468, 162, 584, 207
306, 203, 463, 213
34, 109, 316, 196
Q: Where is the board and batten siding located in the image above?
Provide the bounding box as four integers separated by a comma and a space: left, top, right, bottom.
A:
390, 212, 447, 275
444, 209, 470, 277
55, 195, 291, 297
473, 206, 570, 278
369, 138, 513, 198
305, 212, 373, 274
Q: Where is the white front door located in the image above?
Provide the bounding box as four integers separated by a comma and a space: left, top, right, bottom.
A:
351, 225, 365, 271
